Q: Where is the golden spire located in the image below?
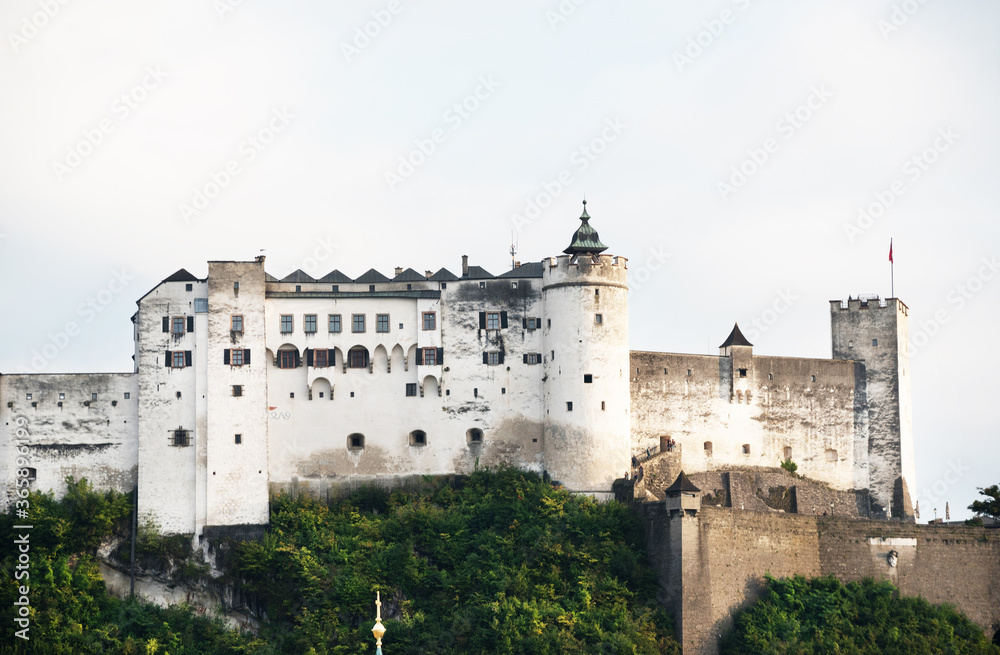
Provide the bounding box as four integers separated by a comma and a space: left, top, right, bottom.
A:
372, 591, 386, 652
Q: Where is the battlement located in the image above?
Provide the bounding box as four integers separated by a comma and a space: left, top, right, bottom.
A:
544, 253, 627, 269
831, 296, 908, 316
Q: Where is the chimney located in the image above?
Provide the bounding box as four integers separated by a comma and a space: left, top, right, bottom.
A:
425, 270, 433, 279
394, 267, 403, 276
461, 255, 469, 277
514, 261, 520, 268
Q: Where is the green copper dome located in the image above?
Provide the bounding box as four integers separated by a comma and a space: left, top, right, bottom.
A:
563, 200, 608, 255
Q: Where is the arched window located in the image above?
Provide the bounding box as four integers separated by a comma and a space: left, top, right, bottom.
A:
467, 428, 484, 444
348, 433, 365, 450
703, 441, 713, 455
348, 346, 369, 369
783, 446, 793, 460
825, 448, 838, 461
409, 430, 427, 446
742, 444, 751, 455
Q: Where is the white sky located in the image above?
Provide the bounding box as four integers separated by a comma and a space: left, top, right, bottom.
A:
1, 0, 996, 521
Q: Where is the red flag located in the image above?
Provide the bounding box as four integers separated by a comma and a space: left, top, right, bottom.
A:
888, 240, 893, 263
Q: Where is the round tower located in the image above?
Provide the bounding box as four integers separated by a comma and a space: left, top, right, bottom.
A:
541, 201, 630, 496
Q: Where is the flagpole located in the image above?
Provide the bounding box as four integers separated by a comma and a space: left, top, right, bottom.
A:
889, 238, 894, 299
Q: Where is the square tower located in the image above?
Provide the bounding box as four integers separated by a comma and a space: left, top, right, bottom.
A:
830, 297, 915, 519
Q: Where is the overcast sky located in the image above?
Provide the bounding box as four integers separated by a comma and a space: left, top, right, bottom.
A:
1, 0, 997, 521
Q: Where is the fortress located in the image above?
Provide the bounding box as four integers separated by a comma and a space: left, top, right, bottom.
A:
1, 201, 917, 534
5, 203, 999, 654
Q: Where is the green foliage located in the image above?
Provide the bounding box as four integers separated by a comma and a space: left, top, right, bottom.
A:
3, 470, 677, 654
1, 479, 263, 654
969, 484, 1000, 520
720, 574, 1000, 655
231, 466, 679, 653
780, 458, 798, 475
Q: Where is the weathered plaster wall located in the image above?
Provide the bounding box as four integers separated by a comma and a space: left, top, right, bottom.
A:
630, 350, 866, 492
1, 373, 137, 508
136, 277, 205, 534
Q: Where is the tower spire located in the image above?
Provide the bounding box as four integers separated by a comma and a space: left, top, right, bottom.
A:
563, 199, 608, 255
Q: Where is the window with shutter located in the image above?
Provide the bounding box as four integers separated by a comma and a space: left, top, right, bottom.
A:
415, 349, 423, 366
184, 351, 192, 367
436, 348, 443, 365
244, 349, 251, 365
306, 349, 314, 367
224, 349, 230, 365
479, 312, 486, 329
500, 311, 508, 328
187, 316, 194, 332
162, 317, 169, 332
164, 350, 171, 367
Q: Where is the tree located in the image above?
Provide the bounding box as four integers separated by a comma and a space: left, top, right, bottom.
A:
968, 484, 1000, 521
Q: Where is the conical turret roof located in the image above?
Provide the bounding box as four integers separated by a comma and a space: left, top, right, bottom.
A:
719, 322, 753, 348
563, 200, 608, 255
664, 471, 701, 495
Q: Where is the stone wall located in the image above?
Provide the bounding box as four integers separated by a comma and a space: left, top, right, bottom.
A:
638, 502, 1000, 655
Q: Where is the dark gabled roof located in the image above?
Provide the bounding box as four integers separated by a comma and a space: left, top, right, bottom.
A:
354, 268, 391, 284
498, 262, 544, 278
719, 322, 753, 348
563, 200, 608, 255
664, 471, 701, 495
265, 273, 280, 282
163, 268, 200, 283
464, 265, 494, 280
392, 268, 427, 282
318, 269, 353, 284
428, 268, 459, 281
318, 269, 353, 283
280, 269, 316, 283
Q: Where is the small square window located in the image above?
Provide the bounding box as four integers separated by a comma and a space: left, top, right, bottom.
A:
441, 282, 447, 289
376, 314, 390, 333
176, 391, 182, 399
566, 401, 573, 411
584, 374, 593, 383
332, 285, 339, 292
172, 430, 190, 447
601, 401, 606, 411
423, 312, 437, 331
329, 314, 341, 333
235, 434, 242, 444
304, 314, 317, 333
687, 369, 692, 377
185, 283, 193, 291
369, 284, 376, 292
406, 383, 417, 397
349, 434, 364, 449
811, 375, 817, 382
479, 281, 486, 289
547, 318, 551, 328
92, 393, 98, 401
511, 281, 518, 289
295, 285, 302, 292
124, 392, 130, 399
25, 393, 31, 400
768, 373, 773, 381
352, 314, 366, 333
407, 283, 412, 290
233, 281, 239, 294
501, 387, 506, 394
526, 317, 538, 330
739, 368, 747, 377
231, 315, 244, 332
595, 314, 603, 324
350, 392, 355, 397
289, 392, 294, 399
872, 339, 878, 346
59, 393, 66, 400
280, 315, 293, 333
232, 385, 243, 397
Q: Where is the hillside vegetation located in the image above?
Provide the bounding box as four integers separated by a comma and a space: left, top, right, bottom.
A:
721, 574, 1000, 655
2, 470, 678, 654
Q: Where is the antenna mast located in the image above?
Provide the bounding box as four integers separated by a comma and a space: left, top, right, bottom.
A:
510, 231, 518, 271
